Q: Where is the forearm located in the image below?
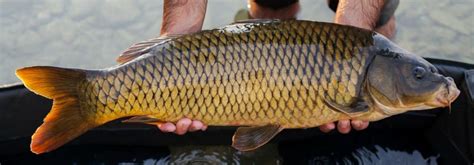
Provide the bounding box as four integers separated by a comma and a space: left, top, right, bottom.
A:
334, 0, 385, 30
160, 0, 208, 36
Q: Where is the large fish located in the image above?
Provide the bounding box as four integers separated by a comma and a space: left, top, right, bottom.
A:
16, 20, 459, 154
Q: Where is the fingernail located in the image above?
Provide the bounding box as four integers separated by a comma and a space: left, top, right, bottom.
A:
340, 121, 349, 128
327, 124, 335, 130
164, 123, 176, 132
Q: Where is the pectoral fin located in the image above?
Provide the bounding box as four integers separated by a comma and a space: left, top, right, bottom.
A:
323, 98, 369, 117
232, 124, 283, 151
122, 115, 162, 125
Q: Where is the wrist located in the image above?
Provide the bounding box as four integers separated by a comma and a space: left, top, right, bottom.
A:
334, 0, 385, 30
160, 0, 207, 36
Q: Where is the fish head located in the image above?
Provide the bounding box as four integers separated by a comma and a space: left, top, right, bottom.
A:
365, 35, 460, 116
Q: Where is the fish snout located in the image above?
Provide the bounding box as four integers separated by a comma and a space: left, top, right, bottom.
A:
446, 77, 460, 103
435, 77, 460, 107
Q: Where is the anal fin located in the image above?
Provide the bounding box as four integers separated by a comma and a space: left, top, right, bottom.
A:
232, 124, 283, 151
122, 115, 162, 125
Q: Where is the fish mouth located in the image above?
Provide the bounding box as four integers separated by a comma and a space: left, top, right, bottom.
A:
430, 77, 460, 108
435, 97, 448, 106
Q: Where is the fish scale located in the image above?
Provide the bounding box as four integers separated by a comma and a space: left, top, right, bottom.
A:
76, 20, 375, 127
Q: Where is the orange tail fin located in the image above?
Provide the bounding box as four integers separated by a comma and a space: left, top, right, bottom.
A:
16, 66, 97, 154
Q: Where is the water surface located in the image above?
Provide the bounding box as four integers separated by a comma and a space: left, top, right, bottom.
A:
2, 130, 439, 164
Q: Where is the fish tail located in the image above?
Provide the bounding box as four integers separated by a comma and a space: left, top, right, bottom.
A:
16, 66, 98, 154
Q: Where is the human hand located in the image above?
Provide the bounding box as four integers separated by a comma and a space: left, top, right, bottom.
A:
160, 0, 207, 36
334, 0, 396, 38
157, 118, 208, 135
374, 16, 396, 39
319, 120, 369, 134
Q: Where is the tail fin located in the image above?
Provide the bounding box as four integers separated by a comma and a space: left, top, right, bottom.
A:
16, 66, 98, 154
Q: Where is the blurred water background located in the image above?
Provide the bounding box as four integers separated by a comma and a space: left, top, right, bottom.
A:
0, 0, 472, 85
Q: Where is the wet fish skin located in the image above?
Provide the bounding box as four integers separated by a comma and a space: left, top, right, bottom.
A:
82, 20, 374, 128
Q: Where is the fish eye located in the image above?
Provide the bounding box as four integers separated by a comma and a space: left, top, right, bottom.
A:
413, 66, 426, 80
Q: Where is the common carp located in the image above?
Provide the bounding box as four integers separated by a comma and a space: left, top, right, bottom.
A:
16, 20, 460, 154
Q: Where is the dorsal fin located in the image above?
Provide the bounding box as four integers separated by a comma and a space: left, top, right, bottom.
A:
117, 35, 179, 64
231, 19, 278, 25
